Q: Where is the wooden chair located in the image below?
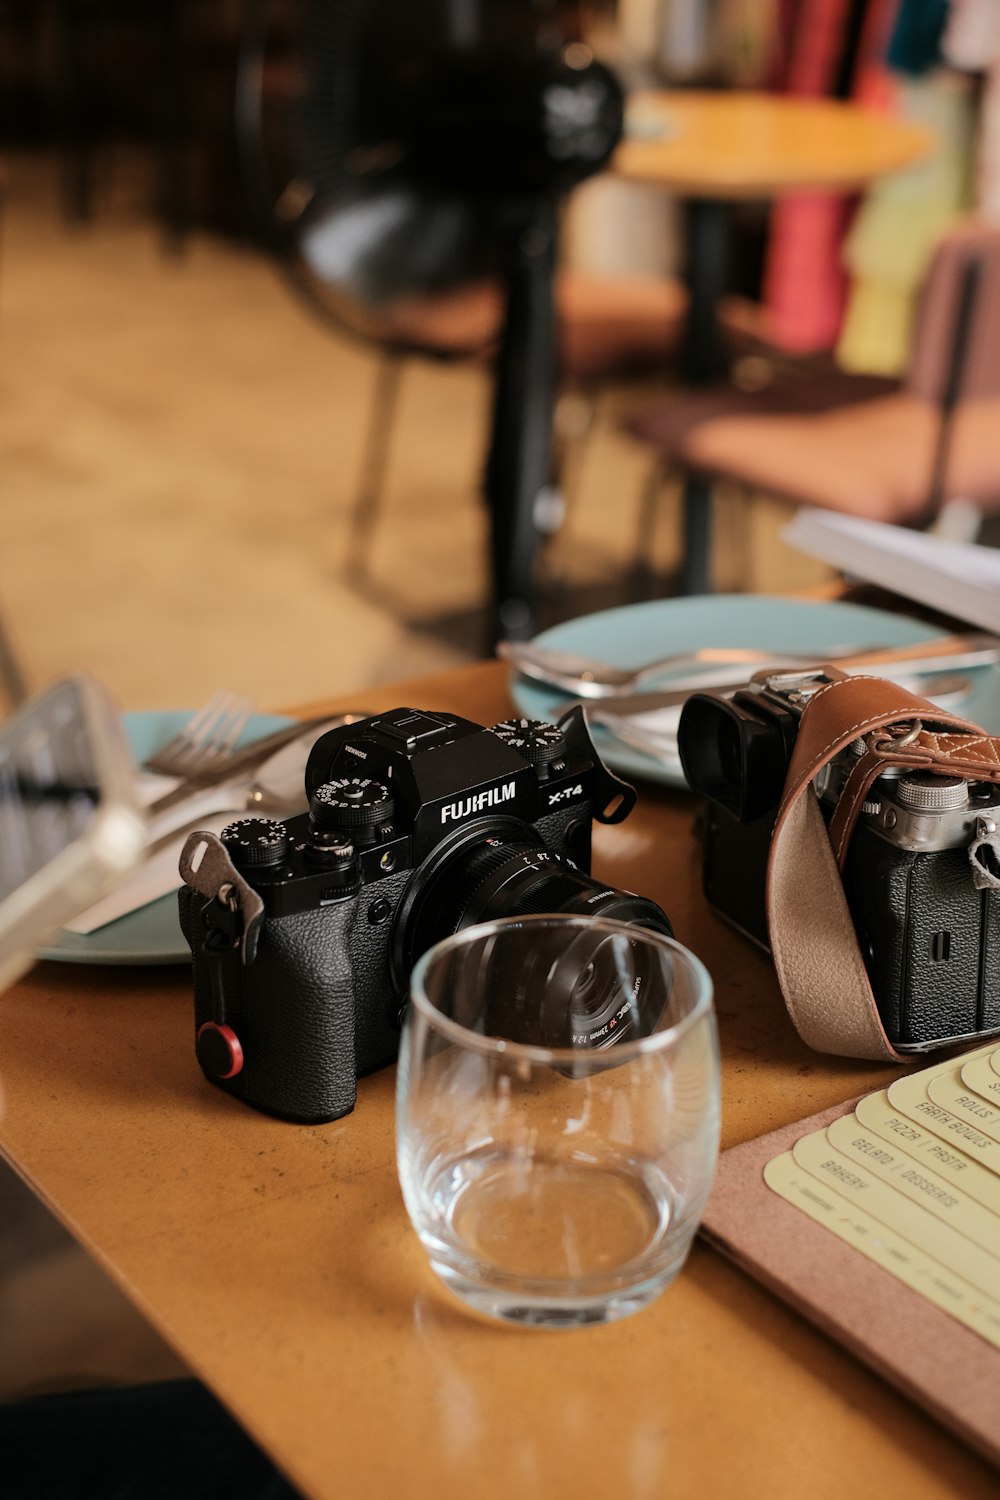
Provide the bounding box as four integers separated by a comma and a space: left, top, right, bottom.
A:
345, 268, 689, 579
623, 220, 1000, 593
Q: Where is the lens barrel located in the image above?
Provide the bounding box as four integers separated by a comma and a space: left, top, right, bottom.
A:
392, 821, 672, 1047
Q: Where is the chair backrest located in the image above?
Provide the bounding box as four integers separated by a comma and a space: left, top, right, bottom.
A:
906, 220, 1000, 403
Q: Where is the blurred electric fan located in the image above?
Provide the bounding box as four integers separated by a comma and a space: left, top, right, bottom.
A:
236, 0, 624, 640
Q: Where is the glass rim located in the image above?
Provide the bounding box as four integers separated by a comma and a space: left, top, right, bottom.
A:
407, 913, 714, 1067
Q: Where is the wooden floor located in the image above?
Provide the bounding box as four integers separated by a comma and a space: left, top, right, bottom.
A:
0, 148, 830, 1401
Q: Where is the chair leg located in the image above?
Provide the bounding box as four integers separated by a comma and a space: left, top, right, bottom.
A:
0, 608, 28, 711
715, 482, 755, 592
153, 0, 188, 257
543, 386, 599, 588
680, 473, 714, 596
630, 464, 718, 599
344, 352, 404, 580
931, 498, 983, 544
630, 460, 668, 601
732, 485, 756, 591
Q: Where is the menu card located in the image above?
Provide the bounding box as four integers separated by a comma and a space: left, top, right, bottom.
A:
701, 1041, 1000, 1465
783, 510, 1000, 635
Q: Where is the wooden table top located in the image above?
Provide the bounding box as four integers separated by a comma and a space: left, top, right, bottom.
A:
615, 89, 934, 199
1, 661, 996, 1499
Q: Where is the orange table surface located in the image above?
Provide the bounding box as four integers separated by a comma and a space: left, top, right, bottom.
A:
0, 662, 996, 1500
615, 90, 934, 198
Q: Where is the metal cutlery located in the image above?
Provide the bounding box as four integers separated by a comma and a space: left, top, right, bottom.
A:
146, 712, 370, 819
563, 662, 986, 720
580, 672, 974, 765
67, 712, 371, 935
143, 712, 371, 848
143, 691, 257, 778
497, 641, 861, 696
499, 631, 1000, 699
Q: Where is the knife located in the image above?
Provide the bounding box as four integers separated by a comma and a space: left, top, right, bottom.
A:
562, 645, 1000, 719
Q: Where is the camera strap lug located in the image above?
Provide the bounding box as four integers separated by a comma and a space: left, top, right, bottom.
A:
970, 817, 1000, 891
179, 831, 265, 966
558, 705, 637, 823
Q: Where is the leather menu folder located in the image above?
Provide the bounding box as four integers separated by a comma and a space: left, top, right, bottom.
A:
700, 1100, 1000, 1468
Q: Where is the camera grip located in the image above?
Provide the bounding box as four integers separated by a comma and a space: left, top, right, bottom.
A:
182, 889, 359, 1122
845, 828, 1000, 1048
243, 905, 358, 1120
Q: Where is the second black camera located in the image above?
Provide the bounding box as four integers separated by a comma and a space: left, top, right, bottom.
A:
677, 669, 1000, 1054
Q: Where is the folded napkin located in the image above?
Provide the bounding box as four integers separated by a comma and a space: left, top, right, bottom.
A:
64, 810, 236, 934
588, 670, 963, 772
64, 774, 244, 935
592, 706, 682, 769
64, 717, 331, 935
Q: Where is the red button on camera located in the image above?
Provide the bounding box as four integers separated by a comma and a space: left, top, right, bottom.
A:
196, 1022, 244, 1080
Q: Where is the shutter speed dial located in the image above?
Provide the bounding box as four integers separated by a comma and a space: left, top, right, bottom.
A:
310, 777, 394, 842
491, 717, 566, 770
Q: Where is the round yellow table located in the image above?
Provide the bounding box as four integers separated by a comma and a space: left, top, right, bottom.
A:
616, 89, 933, 200
612, 90, 934, 593
1, 662, 998, 1499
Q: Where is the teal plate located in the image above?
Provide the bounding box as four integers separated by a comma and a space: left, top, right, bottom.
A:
38, 710, 291, 966
509, 596, 1000, 788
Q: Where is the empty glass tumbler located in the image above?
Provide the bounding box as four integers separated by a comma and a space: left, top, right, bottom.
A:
396, 915, 719, 1327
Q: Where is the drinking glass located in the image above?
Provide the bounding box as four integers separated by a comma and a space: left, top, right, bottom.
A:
396, 915, 719, 1327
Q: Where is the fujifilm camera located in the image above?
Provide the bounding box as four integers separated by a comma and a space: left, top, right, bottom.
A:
677, 669, 1000, 1053
179, 706, 672, 1122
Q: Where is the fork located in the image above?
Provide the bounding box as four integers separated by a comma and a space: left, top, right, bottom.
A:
142, 709, 373, 824
143, 692, 256, 780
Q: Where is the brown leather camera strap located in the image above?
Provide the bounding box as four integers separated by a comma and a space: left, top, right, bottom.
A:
765, 671, 998, 1062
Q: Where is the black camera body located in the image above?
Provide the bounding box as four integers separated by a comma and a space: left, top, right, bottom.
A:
179, 705, 671, 1122
678, 671, 1000, 1053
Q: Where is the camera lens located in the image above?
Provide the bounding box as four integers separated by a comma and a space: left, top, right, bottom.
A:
393, 823, 672, 1046
491, 922, 666, 1049
427, 917, 668, 1051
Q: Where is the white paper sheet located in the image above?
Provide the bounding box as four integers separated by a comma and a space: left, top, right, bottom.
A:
783, 511, 1000, 634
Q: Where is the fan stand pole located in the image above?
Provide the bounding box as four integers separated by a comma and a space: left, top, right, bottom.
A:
483, 198, 558, 646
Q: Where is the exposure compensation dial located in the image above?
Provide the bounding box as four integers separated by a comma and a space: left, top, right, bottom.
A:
490, 717, 567, 770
